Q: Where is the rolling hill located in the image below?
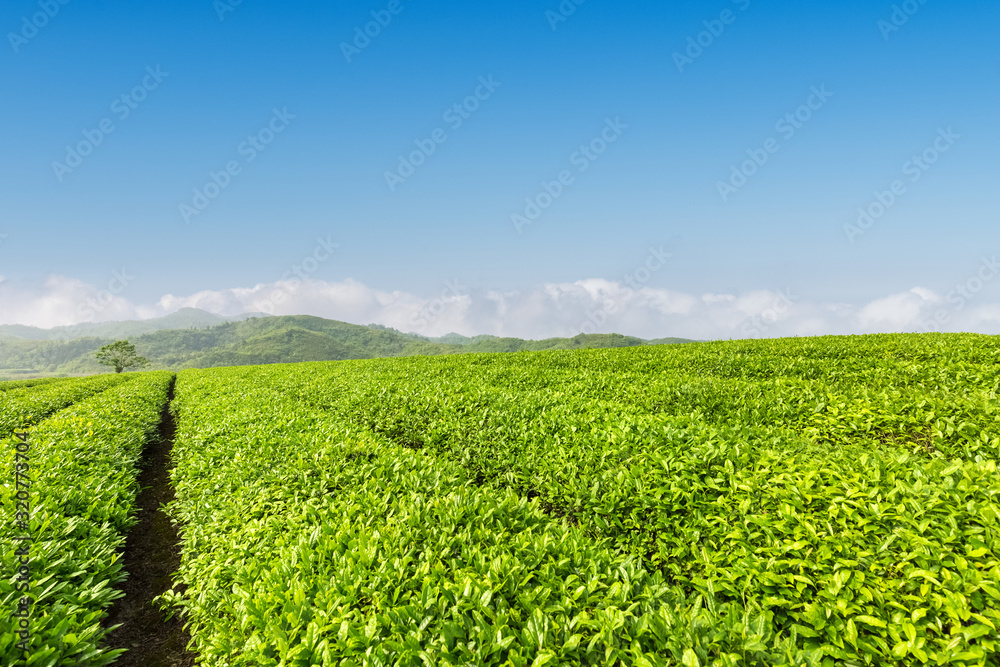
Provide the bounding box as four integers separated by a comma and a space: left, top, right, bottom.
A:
0, 310, 695, 378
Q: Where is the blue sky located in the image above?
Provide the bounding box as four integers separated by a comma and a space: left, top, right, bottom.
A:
1, 0, 998, 339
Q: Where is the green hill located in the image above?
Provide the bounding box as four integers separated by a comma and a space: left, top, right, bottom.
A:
0, 310, 696, 378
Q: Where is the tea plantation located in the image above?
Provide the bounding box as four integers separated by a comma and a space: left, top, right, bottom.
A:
2, 333, 998, 665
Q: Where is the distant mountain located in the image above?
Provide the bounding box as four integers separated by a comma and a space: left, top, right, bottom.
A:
0, 308, 267, 341
0, 310, 697, 378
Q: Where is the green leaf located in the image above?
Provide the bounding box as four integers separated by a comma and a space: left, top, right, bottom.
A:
682, 648, 701, 667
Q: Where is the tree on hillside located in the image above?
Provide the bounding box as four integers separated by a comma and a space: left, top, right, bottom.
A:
95, 340, 149, 373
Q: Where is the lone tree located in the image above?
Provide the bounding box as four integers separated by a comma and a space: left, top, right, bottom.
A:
95, 340, 149, 373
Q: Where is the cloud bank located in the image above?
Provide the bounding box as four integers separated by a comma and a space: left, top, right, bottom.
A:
1, 273, 999, 340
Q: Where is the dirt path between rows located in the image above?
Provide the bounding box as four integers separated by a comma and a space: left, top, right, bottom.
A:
103, 376, 197, 666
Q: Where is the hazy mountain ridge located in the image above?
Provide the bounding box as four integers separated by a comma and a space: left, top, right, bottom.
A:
0, 309, 695, 378
0, 308, 267, 341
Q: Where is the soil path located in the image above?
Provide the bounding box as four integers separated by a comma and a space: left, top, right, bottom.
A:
103, 376, 196, 666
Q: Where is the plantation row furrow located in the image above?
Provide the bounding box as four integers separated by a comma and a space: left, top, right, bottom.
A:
254, 349, 1000, 666
164, 367, 821, 666
0, 370, 174, 666
0, 373, 134, 440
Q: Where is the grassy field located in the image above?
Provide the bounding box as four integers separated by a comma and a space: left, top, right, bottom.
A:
2, 333, 999, 665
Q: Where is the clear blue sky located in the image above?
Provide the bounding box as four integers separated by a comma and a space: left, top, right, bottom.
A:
1, 0, 998, 338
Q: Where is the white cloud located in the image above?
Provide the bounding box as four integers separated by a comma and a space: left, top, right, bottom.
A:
2, 274, 1000, 339
0, 275, 141, 328
857, 288, 939, 329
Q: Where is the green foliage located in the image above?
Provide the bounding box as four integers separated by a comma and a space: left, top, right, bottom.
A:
0, 371, 174, 665
244, 332, 1000, 665
0, 377, 64, 392
167, 369, 811, 666
5, 333, 998, 664
94, 340, 149, 373
0, 374, 129, 439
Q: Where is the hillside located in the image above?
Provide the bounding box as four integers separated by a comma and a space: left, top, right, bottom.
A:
0, 311, 696, 378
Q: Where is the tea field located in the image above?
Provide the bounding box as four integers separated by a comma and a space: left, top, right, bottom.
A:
2, 333, 999, 665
